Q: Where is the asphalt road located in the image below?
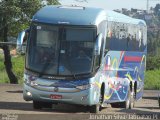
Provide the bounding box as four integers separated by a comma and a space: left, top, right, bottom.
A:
0, 84, 160, 120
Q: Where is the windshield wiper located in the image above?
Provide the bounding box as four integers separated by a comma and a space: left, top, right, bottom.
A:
72, 72, 91, 79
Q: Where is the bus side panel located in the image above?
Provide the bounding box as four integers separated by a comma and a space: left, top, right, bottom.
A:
119, 51, 146, 100
101, 51, 130, 103
101, 50, 146, 103
103, 20, 147, 103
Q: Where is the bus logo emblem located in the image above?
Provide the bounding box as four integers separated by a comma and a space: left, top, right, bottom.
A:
54, 87, 59, 92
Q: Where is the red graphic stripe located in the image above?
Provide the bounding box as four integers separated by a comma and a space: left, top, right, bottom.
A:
119, 51, 124, 63
124, 56, 142, 62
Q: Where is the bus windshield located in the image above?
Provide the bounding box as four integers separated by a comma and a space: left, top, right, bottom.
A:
26, 23, 96, 77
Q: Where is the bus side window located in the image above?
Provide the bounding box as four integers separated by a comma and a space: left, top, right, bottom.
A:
141, 26, 147, 51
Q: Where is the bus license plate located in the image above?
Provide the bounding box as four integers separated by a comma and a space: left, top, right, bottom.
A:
50, 94, 62, 99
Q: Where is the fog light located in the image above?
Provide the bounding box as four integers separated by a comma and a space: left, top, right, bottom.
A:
26, 91, 32, 96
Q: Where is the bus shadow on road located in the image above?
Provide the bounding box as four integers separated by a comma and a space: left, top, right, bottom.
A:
117, 108, 160, 114
0, 101, 90, 113
142, 96, 158, 100
6, 90, 23, 93
0, 101, 33, 111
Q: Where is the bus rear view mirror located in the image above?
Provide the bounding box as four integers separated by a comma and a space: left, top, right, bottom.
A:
94, 33, 103, 56
16, 29, 29, 53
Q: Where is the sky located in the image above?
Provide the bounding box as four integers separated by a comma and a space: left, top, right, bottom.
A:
59, 0, 160, 10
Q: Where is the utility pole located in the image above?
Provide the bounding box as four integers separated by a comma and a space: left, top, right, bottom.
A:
147, 0, 149, 13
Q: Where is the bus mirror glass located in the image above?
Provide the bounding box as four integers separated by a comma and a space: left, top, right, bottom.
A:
16, 29, 29, 53
94, 34, 103, 55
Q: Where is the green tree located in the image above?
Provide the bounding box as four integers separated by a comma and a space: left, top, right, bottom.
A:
46, 0, 60, 5
0, 0, 59, 84
154, 4, 160, 16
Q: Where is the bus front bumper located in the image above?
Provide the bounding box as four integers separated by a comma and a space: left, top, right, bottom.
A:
23, 83, 98, 106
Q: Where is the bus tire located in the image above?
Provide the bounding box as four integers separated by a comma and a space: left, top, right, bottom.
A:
33, 101, 52, 109
33, 101, 42, 109
130, 89, 135, 109
158, 94, 160, 108
90, 89, 103, 113
89, 104, 100, 113
123, 88, 134, 109
111, 103, 121, 108
43, 102, 52, 109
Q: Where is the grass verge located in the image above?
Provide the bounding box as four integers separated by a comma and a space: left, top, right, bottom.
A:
144, 70, 160, 90
0, 54, 24, 84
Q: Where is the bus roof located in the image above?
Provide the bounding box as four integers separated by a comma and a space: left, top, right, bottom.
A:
32, 5, 146, 27
32, 5, 107, 26
106, 10, 146, 26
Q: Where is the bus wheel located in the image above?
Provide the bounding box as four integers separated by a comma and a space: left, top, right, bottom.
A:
90, 91, 103, 113
89, 104, 100, 113
123, 88, 134, 109
158, 94, 160, 108
111, 103, 121, 108
43, 102, 52, 109
33, 101, 52, 109
130, 89, 135, 109
33, 101, 42, 109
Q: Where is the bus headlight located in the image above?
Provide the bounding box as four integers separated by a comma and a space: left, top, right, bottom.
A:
24, 75, 38, 87
25, 79, 31, 85
76, 84, 91, 90
30, 81, 38, 86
